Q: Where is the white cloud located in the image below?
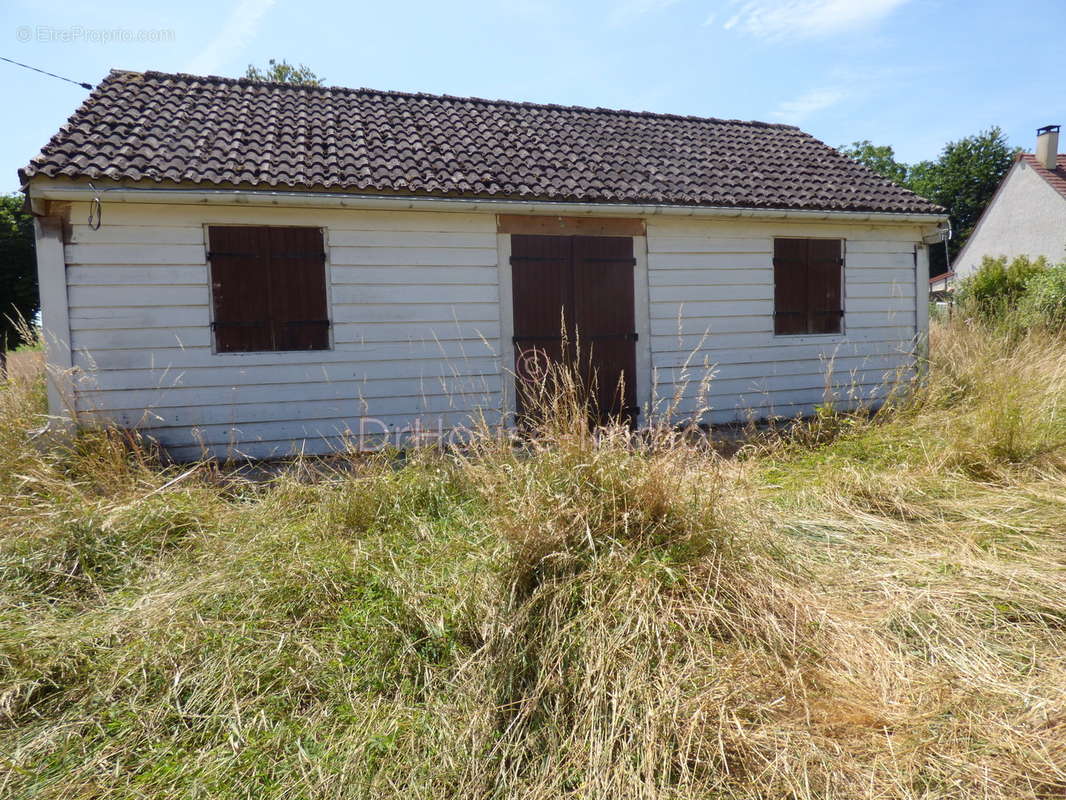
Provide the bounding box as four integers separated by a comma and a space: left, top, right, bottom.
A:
609, 0, 682, 27
721, 0, 910, 40
770, 87, 845, 123
184, 0, 276, 76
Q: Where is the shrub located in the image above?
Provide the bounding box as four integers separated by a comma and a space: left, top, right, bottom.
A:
954, 254, 1047, 322
1017, 263, 1066, 330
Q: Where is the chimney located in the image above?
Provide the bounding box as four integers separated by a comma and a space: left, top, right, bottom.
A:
1036, 124, 1060, 170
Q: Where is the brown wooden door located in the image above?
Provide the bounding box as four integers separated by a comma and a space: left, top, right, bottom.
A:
510, 234, 637, 426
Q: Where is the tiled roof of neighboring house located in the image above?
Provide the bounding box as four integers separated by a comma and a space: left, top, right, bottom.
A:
21, 69, 944, 215
929, 271, 955, 285
1021, 153, 1066, 199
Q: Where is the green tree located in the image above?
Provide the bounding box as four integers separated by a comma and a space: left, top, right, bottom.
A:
906, 127, 1019, 260
244, 59, 322, 86
0, 194, 39, 364
842, 128, 1019, 277
839, 140, 908, 185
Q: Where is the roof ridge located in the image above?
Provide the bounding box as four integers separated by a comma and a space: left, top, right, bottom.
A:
104, 68, 801, 131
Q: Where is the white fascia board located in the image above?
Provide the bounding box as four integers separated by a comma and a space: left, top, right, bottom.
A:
26, 180, 948, 228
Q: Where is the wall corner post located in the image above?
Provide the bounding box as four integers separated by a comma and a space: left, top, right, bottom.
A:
34, 213, 76, 426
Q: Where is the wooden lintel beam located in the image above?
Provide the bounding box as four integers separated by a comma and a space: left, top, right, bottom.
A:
497, 214, 645, 237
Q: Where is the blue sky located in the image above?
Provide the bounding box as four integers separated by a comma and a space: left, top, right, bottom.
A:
3, 0, 1063, 193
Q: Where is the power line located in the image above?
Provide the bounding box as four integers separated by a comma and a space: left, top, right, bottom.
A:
1, 56, 92, 90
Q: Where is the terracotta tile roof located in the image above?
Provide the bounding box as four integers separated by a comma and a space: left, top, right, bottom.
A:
21, 69, 943, 215
1021, 153, 1066, 199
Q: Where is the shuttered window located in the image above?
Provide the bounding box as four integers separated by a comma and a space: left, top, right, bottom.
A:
773, 238, 843, 335
208, 226, 330, 352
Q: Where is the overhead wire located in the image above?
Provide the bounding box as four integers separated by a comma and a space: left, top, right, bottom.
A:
0, 55, 93, 89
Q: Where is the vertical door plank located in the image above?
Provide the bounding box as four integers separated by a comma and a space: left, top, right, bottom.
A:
510, 234, 573, 417
573, 235, 637, 424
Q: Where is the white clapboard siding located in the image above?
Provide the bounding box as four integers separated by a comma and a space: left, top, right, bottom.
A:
664, 372, 908, 402
649, 269, 774, 287
68, 265, 209, 286
650, 300, 771, 318
644, 236, 770, 254
65, 244, 208, 265
73, 355, 502, 392
327, 302, 498, 323
72, 335, 499, 370
649, 327, 917, 355
332, 323, 501, 346
650, 316, 772, 337
69, 286, 210, 307
651, 338, 915, 367
68, 225, 207, 245
71, 343, 500, 372
653, 353, 911, 384
331, 266, 499, 285
126, 408, 493, 452
329, 246, 498, 267
326, 230, 496, 248
163, 420, 497, 462
646, 217, 921, 421
69, 307, 212, 328
83, 391, 501, 430
330, 285, 498, 305
77, 374, 504, 412
848, 268, 915, 284
68, 202, 496, 232
74, 327, 213, 350
64, 204, 502, 455
650, 284, 773, 302
59, 201, 927, 456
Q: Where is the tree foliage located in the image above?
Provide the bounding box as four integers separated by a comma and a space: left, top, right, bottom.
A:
841, 127, 1019, 276
244, 59, 322, 86
839, 140, 908, 185
0, 194, 39, 351
907, 127, 1018, 254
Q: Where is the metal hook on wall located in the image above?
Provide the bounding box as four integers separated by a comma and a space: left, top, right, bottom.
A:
87, 181, 102, 230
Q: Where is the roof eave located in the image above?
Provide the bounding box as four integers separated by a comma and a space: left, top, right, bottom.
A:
25, 179, 948, 225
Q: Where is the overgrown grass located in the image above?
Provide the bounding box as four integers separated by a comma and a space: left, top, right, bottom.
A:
1, 320, 1064, 799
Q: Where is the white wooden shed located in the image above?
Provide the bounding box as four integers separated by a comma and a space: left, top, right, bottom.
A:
22, 70, 946, 460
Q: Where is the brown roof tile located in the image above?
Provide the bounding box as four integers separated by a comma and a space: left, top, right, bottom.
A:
21, 69, 943, 215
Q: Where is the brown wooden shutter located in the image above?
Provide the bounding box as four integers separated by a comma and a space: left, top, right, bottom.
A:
267, 227, 330, 350
773, 238, 842, 335
209, 226, 273, 352
208, 226, 329, 352
807, 239, 843, 334
773, 238, 809, 335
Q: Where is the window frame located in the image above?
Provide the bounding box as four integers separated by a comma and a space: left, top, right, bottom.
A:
204, 224, 335, 356
771, 236, 847, 340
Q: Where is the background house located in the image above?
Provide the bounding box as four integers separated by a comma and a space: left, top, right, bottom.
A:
21, 70, 945, 460
950, 125, 1066, 282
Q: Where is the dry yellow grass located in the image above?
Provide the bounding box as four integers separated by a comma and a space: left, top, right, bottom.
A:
0, 320, 1063, 799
